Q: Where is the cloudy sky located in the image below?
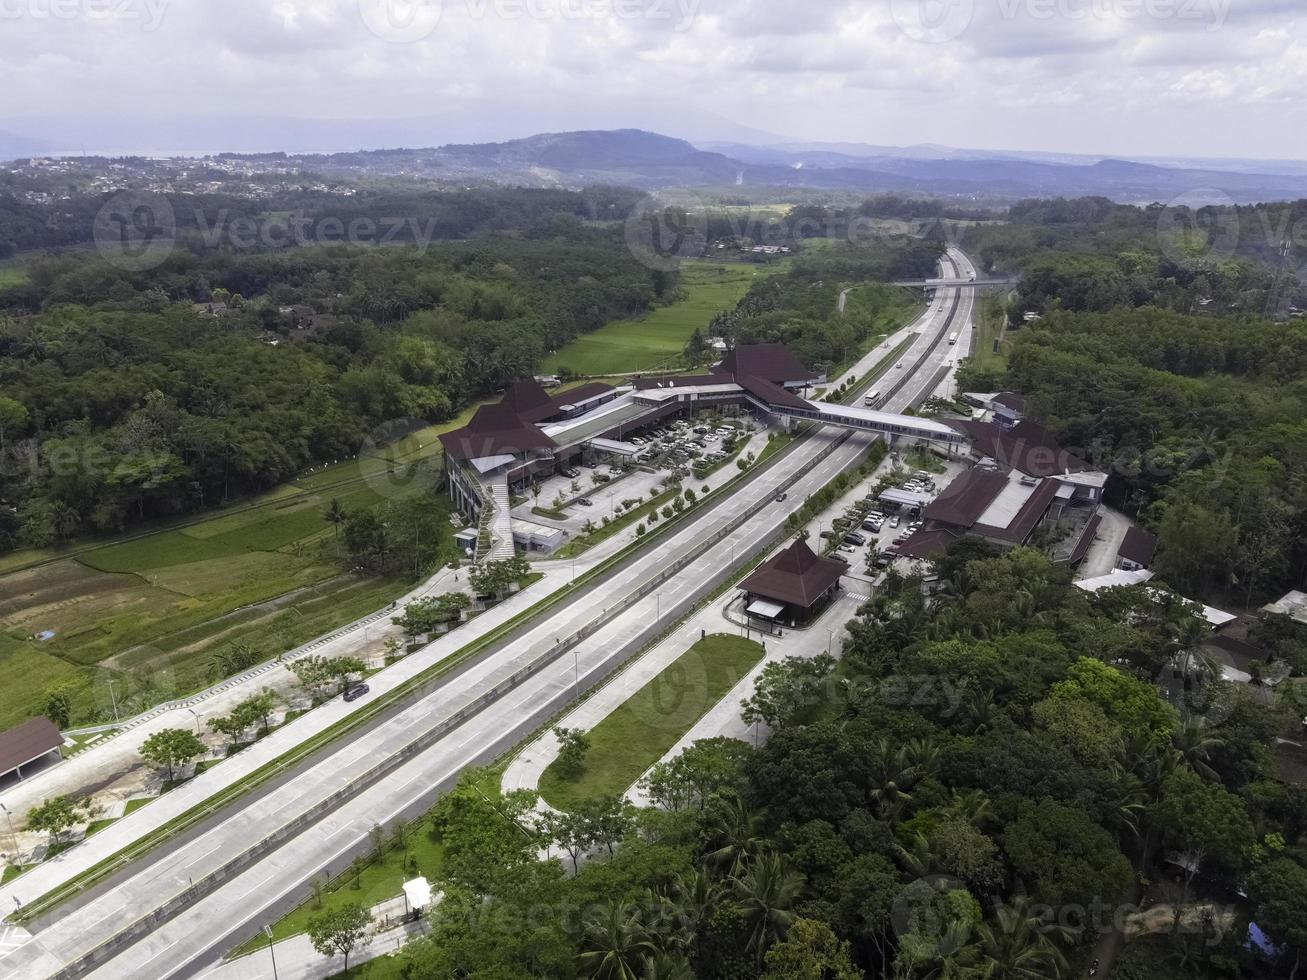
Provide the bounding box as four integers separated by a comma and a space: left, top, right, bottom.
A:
3, 0, 1306, 159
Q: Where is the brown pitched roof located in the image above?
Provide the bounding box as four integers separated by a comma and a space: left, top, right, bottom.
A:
736, 374, 811, 410
439, 403, 557, 462
0, 716, 62, 776
712, 344, 818, 385
922, 468, 1009, 529
993, 392, 1026, 412
550, 383, 614, 408
1069, 513, 1102, 564
975, 478, 1059, 544
1118, 526, 1158, 567
946, 418, 1088, 478
895, 528, 961, 560
741, 539, 844, 608
500, 380, 555, 422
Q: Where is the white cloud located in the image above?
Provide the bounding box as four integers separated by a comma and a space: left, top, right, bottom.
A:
0, 0, 1306, 158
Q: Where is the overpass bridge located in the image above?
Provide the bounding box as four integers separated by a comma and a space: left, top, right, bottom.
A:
893, 276, 1018, 288
745, 387, 967, 449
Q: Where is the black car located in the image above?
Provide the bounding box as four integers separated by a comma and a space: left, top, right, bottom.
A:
343, 684, 370, 702
843, 532, 866, 546
578, 497, 593, 507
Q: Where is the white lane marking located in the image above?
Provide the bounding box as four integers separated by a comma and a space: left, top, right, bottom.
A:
134, 939, 179, 971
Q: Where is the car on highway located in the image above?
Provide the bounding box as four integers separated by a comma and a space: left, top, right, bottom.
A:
775, 492, 787, 502
578, 497, 593, 506
343, 684, 370, 702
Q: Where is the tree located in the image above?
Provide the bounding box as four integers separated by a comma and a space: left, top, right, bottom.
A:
541, 807, 593, 873
761, 918, 860, 980
733, 852, 805, 965
305, 902, 373, 975
208, 713, 246, 750
140, 728, 206, 783
1152, 766, 1258, 902
40, 684, 74, 728
554, 726, 590, 780
641, 737, 750, 812
323, 498, 348, 544
26, 796, 88, 844
577, 902, 657, 980
741, 654, 836, 729
1249, 858, 1307, 980
0, 395, 27, 456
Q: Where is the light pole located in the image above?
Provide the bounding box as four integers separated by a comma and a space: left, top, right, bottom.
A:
106, 679, 121, 725
187, 708, 201, 736
0, 802, 16, 855
264, 925, 279, 980
655, 592, 661, 625
825, 627, 835, 655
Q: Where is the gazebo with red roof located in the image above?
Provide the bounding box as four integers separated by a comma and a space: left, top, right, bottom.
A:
740, 538, 845, 627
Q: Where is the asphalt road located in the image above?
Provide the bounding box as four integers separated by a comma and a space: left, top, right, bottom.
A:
0, 246, 975, 980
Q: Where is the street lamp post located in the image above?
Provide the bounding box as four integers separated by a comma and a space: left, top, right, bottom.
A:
264, 925, 279, 980
106, 679, 121, 725
187, 708, 201, 736
825, 628, 835, 655
0, 802, 16, 855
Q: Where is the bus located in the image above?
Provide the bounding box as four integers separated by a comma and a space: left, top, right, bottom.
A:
863, 389, 883, 407
948, 332, 959, 346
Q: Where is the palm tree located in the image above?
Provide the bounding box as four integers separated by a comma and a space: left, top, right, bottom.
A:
704, 794, 766, 873
578, 902, 658, 980
731, 852, 804, 965
639, 953, 695, 980
1172, 716, 1226, 780
323, 498, 347, 546
972, 898, 1071, 980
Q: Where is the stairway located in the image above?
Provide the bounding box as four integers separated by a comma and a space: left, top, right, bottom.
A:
485, 474, 516, 561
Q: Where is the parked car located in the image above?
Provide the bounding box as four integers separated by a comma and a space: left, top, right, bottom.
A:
343, 684, 370, 702
844, 532, 866, 546
890, 516, 901, 528
578, 497, 593, 507
830, 553, 849, 564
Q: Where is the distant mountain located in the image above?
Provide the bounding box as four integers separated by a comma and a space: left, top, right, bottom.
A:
5, 123, 1306, 205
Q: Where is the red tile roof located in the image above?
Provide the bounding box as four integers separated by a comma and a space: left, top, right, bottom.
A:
0, 716, 62, 776
895, 528, 962, 560
741, 539, 844, 609
439, 403, 557, 462
500, 380, 556, 423
712, 344, 818, 385
736, 374, 811, 410
946, 418, 1088, 478
922, 468, 1010, 529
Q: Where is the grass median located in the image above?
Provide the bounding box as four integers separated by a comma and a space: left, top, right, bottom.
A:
538, 634, 764, 811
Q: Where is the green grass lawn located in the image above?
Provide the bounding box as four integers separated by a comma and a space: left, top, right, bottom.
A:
231, 822, 446, 956
538, 633, 765, 811
542, 263, 769, 376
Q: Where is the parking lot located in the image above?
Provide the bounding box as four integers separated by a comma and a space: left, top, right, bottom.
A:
812, 452, 968, 587
510, 414, 773, 535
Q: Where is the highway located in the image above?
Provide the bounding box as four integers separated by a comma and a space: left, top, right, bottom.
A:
0, 246, 975, 980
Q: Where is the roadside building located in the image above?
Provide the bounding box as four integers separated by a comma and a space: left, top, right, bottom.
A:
1116, 526, 1158, 572
740, 538, 844, 628
0, 716, 63, 783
